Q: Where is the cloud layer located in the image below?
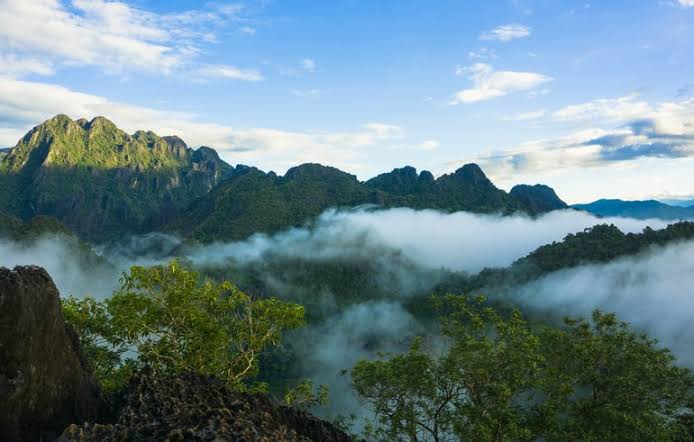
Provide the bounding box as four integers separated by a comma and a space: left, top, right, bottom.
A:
513, 240, 694, 367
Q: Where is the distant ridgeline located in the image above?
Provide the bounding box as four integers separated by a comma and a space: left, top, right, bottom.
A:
0, 115, 566, 243
434, 221, 694, 297
572, 199, 694, 221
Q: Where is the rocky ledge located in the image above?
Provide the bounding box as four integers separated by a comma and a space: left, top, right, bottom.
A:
59, 372, 352, 442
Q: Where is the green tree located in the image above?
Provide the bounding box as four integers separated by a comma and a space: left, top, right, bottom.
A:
535, 311, 693, 441
350, 296, 694, 441
62, 261, 305, 392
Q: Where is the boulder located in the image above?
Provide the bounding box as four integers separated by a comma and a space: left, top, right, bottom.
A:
0, 266, 106, 442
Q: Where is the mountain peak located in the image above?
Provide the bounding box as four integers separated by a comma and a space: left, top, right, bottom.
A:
86, 116, 118, 131
284, 163, 357, 181
510, 184, 567, 213
364, 166, 432, 195
452, 163, 491, 185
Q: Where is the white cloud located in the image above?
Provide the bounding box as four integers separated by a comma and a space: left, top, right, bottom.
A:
467, 48, 498, 60
240, 26, 256, 35
480, 24, 531, 42
678, 0, 694, 7
300, 58, 317, 72
196, 64, 264, 82
0, 78, 409, 175
0, 54, 54, 78
0, 0, 246, 75
291, 89, 322, 98
451, 63, 553, 104
418, 140, 439, 150
511, 109, 547, 121
552, 94, 651, 123
459, 96, 694, 177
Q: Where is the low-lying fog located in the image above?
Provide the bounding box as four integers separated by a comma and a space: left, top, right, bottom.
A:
2, 208, 690, 418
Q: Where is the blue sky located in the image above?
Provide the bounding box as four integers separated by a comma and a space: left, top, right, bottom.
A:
1, 0, 694, 203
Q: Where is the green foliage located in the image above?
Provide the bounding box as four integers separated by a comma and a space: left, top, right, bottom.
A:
367, 164, 529, 215
536, 311, 693, 441
169, 164, 383, 242
350, 296, 694, 441
61, 295, 133, 393
62, 261, 305, 393
283, 379, 329, 411
169, 163, 546, 242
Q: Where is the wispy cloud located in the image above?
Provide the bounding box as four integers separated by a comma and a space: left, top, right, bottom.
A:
196, 64, 264, 82
468, 48, 498, 60
678, 0, 694, 7
510, 109, 547, 121
552, 94, 651, 123
0, 0, 247, 76
300, 58, 317, 72
450, 63, 553, 104
417, 140, 439, 151
480, 24, 531, 42
0, 53, 54, 78
291, 89, 322, 98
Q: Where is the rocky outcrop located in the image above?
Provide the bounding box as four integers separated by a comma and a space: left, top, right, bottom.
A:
60, 372, 353, 442
0, 266, 106, 442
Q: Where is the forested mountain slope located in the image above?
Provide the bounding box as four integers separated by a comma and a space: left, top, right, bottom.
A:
0, 115, 233, 240
1, 115, 567, 243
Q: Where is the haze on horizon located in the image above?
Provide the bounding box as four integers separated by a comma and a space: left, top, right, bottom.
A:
1, 0, 693, 203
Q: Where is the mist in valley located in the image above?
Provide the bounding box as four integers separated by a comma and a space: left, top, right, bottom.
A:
1, 207, 689, 420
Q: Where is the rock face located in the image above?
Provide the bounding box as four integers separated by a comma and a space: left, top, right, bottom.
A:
0, 266, 106, 442
60, 372, 353, 442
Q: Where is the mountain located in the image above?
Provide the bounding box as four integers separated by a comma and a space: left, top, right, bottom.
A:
0, 116, 566, 243
0, 115, 233, 240
169, 163, 560, 242
572, 199, 694, 220
365, 164, 539, 214
510, 184, 568, 213
168, 163, 385, 242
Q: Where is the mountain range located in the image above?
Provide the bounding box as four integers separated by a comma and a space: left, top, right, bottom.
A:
572, 199, 694, 221
0, 115, 567, 243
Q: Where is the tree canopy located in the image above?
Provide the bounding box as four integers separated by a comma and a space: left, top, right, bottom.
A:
62, 261, 305, 393
350, 296, 694, 442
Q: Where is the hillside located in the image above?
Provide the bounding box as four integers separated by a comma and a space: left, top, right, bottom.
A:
434, 221, 694, 296
170, 163, 560, 242
572, 199, 694, 220
168, 163, 385, 242
0, 115, 233, 240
